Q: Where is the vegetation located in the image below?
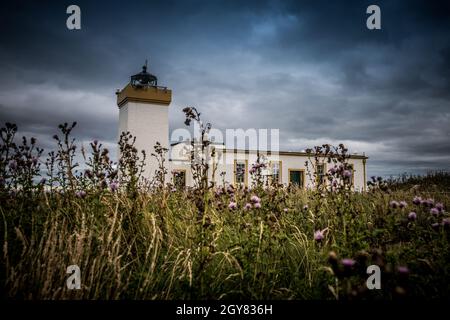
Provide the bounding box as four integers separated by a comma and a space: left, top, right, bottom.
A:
0, 112, 449, 300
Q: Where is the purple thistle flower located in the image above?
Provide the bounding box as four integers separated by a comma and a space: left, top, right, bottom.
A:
399, 201, 407, 209
75, 190, 86, 198
329, 167, 337, 175
244, 203, 252, 211
253, 202, 261, 209
228, 202, 237, 210
314, 230, 324, 242
442, 218, 450, 227
408, 212, 417, 221
250, 195, 261, 203
341, 258, 356, 268
397, 266, 409, 275
431, 222, 440, 230
424, 198, 434, 207
389, 200, 400, 209
343, 170, 352, 178
435, 203, 444, 212
413, 196, 422, 205
303, 204, 309, 211
109, 181, 119, 192
430, 207, 440, 216
9, 160, 17, 171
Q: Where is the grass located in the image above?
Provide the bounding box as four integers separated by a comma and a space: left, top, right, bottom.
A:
1, 120, 449, 300
1, 173, 449, 300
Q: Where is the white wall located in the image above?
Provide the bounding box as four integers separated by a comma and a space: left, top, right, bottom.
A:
119, 101, 169, 181
167, 145, 367, 191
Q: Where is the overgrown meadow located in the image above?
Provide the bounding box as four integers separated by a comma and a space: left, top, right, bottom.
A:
1, 108, 449, 300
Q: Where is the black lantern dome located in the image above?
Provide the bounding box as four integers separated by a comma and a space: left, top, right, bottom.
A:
130, 61, 158, 88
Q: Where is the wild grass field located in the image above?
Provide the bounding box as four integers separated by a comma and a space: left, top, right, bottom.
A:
1, 114, 449, 300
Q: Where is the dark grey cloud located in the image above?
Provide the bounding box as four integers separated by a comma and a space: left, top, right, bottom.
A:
0, 0, 449, 178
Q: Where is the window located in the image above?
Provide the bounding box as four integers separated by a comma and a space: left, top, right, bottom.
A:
270, 161, 282, 184
173, 170, 186, 188
288, 169, 304, 188
316, 163, 326, 187
234, 160, 248, 185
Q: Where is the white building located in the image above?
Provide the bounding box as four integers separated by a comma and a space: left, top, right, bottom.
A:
117, 65, 368, 191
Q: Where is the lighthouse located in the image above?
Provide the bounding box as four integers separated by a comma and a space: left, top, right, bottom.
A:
116, 62, 172, 180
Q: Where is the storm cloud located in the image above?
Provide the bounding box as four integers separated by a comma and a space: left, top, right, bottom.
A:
0, 0, 449, 177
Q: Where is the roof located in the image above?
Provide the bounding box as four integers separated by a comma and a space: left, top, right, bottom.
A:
222, 148, 368, 160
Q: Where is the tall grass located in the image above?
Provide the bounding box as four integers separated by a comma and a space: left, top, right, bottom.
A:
1, 119, 449, 300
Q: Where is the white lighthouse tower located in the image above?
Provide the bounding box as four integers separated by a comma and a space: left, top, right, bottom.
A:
116, 62, 172, 180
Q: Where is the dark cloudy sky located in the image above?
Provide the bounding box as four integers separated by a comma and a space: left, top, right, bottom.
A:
0, 0, 449, 177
